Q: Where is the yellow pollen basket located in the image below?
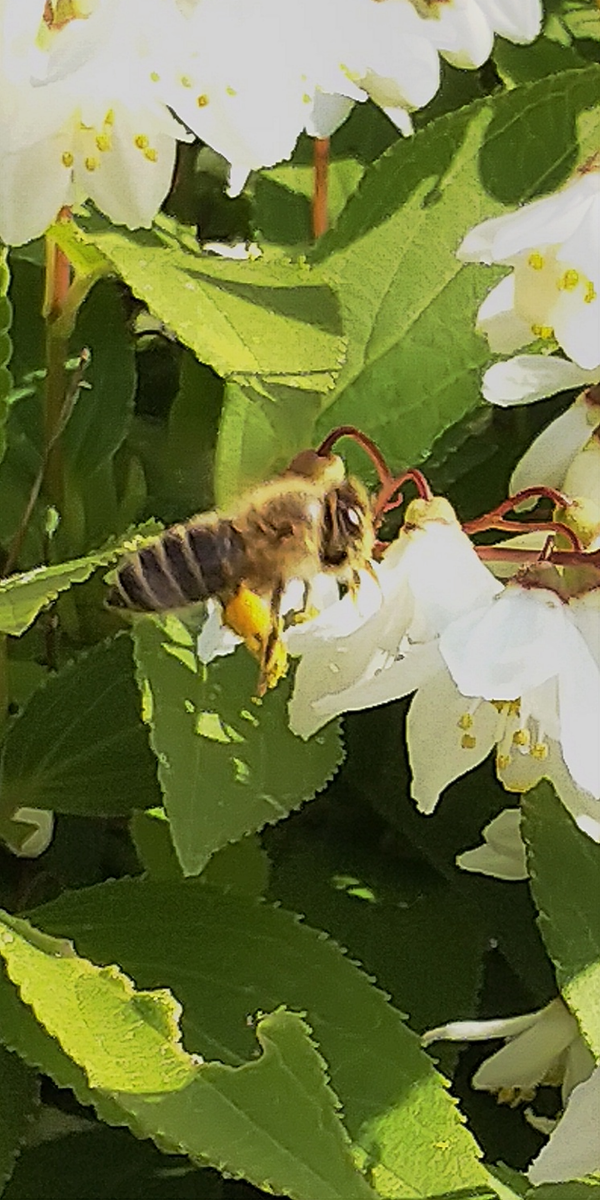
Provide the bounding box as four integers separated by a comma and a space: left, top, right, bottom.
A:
223, 587, 288, 692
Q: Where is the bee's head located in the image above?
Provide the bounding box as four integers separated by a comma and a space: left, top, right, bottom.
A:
319, 478, 374, 575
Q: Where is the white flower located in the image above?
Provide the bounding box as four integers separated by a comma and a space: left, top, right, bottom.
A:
423, 998, 595, 1111
287, 497, 502, 740
482, 353, 599, 407
315, 0, 440, 136
474, 0, 543, 44
458, 163, 600, 371
0, 0, 188, 244
456, 807, 528, 879
288, 497, 600, 824
155, 0, 317, 197
163, 0, 441, 195
528, 1064, 600, 1184
1, 807, 54, 858
412, 0, 541, 70
508, 385, 600, 495
440, 581, 600, 802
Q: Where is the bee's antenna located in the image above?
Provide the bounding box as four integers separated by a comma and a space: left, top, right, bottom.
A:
317, 426, 392, 487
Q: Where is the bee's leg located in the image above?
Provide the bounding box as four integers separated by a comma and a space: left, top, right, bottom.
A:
258, 578, 287, 696
222, 584, 288, 696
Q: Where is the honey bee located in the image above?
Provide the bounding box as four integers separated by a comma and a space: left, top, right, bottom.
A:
107, 448, 375, 692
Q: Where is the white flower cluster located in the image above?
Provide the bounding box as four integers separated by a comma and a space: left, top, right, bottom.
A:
0, 0, 543, 245
458, 156, 600, 408
284, 492, 600, 847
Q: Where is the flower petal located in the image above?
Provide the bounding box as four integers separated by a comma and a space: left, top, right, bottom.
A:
476, 274, 532, 355
497, 735, 600, 842
475, 0, 542, 43
0, 133, 70, 245
440, 587, 566, 700
472, 1001, 581, 1093
528, 1065, 600, 1184
557, 619, 600, 799
456, 807, 528, 880
482, 354, 598, 406
509, 396, 597, 493
407, 667, 497, 813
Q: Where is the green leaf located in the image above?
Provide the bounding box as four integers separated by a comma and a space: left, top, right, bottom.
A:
344, 705, 556, 1004
214, 378, 322, 504
132, 618, 344, 875
58, 280, 137, 551
3, 1125, 221, 1200
0, 521, 160, 636
27, 877, 489, 1197
0, 249, 14, 469
0, 909, 198, 1094
267, 801, 487, 1041
125, 1008, 377, 1200
0, 634, 162, 818
563, 0, 600, 41
256, 159, 365, 248
312, 66, 600, 477
73, 213, 345, 393
493, 36, 587, 87
526, 1185, 600, 1199
0, 1045, 38, 1194
523, 783, 600, 1058
62, 281, 135, 481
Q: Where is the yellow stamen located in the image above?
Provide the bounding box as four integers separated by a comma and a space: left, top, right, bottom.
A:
226, 85, 237, 96
527, 252, 544, 271
585, 281, 597, 304
84, 156, 98, 171
461, 733, 477, 750
144, 148, 158, 163
61, 150, 74, 168
531, 324, 554, 341
95, 133, 110, 152
104, 108, 114, 126
180, 75, 192, 88
458, 712, 473, 731
558, 269, 580, 291
197, 94, 209, 107
497, 753, 511, 770
512, 727, 530, 747
134, 134, 149, 150
531, 742, 548, 761
150, 71, 160, 82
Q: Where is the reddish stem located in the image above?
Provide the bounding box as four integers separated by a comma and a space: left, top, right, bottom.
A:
312, 137, 329, 240
317, 426, 393, 487
477, 545, 600, 569
464, 486, 571, 536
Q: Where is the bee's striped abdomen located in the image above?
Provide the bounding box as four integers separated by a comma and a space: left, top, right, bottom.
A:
108, 519, 246, 613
